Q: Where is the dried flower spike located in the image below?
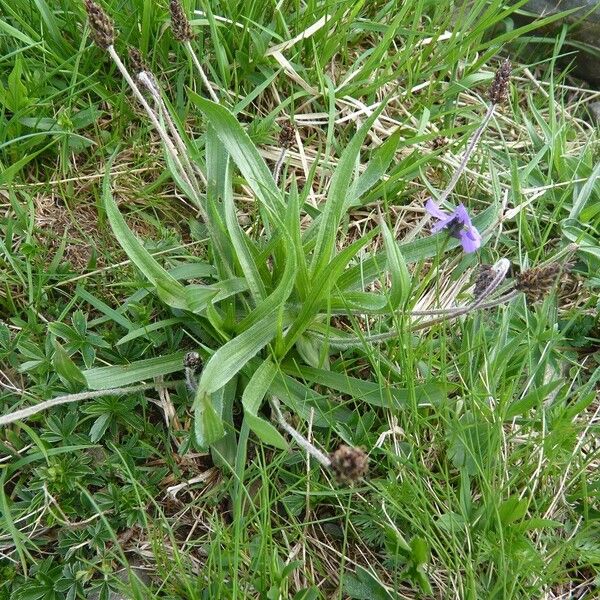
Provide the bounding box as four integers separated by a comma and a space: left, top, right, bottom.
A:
515, 262, 565, 303
279, 122, 295, 149
83, 0, 115, 49
184, 351, 201, 393
431, 136, 448, 151
489, 58, 511, 105
474, 264, 495, 299
184, 351, 202, 370
128, 47, 147, 74
329, 445, 369, 484
170, 0, 195, 42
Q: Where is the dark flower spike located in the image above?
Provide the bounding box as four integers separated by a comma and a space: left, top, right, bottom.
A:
489, 58, 512, 105
170, 0, 195, 42
184, 351, 201, 392
425, 199, 482, 253
279, 121, 295, 149
128, 47, 147, 74
474, 264, 495, 299
83, 0, 115, 49
516, 262, 567, 303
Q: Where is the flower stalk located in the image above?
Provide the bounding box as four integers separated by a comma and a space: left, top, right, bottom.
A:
434, 59, 511, 206
269, 396, 332, 467
185, 40, 220, 104
137, 71, 207, 191
0, 382, 181, 427
168, 0, 220, 103
273, 121, 295, 185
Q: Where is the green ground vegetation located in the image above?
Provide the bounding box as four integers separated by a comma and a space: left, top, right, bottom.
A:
0, 0, 599, 598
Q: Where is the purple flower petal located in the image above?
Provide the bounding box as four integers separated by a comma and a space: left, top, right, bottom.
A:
425, 199, 448, 220
425, 199, 482, 253
430, 218, 453, 233
458, 227, 481, 253
454, 204, 473, 227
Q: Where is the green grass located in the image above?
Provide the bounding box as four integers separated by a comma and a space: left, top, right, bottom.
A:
1, 0, 599, 598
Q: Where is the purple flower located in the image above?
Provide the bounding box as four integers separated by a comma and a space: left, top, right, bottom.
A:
425, 199, 482, 253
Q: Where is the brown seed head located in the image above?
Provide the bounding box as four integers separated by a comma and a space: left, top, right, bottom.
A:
515, 262, 565, 303
170, 0, 195, 42
279, 122, 295, 149
489, 58, 511, 105
183, 351, 202, 371
83, 0, 115, 49
329, 445, 368, 484
431, 136, 448, 151
128, 47, 147, 74
474, 264, 495, 299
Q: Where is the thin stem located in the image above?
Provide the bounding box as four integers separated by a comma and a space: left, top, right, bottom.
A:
107, 46, 200, 211
270, 396, 331, 467
273, 147, 288, 185
185, 368, 198, 393
184, 40, 220, 103
437, 103, 495, 205
0, 381, 182, 427
409, 289, 519, 332
312, 289, 520, 349
138, 72, 207, 187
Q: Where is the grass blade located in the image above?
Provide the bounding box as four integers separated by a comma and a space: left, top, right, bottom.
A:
103, 159, 189, 310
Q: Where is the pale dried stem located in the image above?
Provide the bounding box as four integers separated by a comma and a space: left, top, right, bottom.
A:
270, 396, 331, 467
0, 381, 181, 427
410, 290, 519, 333
436, 103, 496, 205
273, 147, 288, 185
138, 72, 207, 190
184, 40, 220, 103
107, 46, 204, 214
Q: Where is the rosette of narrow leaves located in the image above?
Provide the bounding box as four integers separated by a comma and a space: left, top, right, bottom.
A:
101, 93, 498, 465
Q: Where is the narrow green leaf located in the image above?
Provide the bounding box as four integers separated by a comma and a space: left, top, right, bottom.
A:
52, 342, 86, 386
381, 219, 411, 309
283, 364, 449, 408
188, 91, 283, 214
205, 123, 230, 200
194, 390, 225, 449
238, 229, 297, 332
76, 286, 134, 330
287, 181, 310, 298
242, 359, 277, 414
184, 286, 219, 313
116, 318, 185, 346
198, 316, 278, 396
89, 413, 111, 443
311, 105, 386, 277
83, 352, 186, 390
282, 230, 377, 354
241, 361, 287, 450
346, 129, 401, 208
0, 18, 38, 46
569, 161, 600, 220
245, 413, 287, 449
326, 291, 389, 313
210, 376, 238, 467
186, 277, 249, 314
498, 496, 528, 525
223, 160, 267, 301
505, 380, 563, 420
103, 159, 188, 310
